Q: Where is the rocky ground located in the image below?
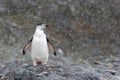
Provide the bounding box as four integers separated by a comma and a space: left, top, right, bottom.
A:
0, 61, 119, 80
0, 56, 120, 80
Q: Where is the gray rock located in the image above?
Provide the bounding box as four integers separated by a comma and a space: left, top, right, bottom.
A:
0, 62, 103, 80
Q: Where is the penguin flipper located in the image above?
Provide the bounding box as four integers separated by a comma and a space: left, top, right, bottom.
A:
53, 52, 57, 56
47, 38, 56, 56
22, 49, 26, 55
22, 37, 33, 55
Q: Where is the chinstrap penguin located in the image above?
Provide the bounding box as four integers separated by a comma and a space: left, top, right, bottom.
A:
22, 23, 56, 66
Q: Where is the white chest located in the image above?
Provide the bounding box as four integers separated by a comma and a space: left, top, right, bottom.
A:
31, 30, 49, 61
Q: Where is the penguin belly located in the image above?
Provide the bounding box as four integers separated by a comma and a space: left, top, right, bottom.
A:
31, 36, 49, 63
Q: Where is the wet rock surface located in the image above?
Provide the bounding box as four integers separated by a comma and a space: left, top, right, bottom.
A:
0, 62, 102, 80
0, 61, 120, 80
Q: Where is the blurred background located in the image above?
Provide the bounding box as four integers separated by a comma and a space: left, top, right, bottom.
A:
0, 0, 120, 66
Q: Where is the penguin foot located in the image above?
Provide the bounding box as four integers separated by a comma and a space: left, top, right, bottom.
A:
41, 58, 47, 65
33, 61, 38, 67
41, 62, 46, 65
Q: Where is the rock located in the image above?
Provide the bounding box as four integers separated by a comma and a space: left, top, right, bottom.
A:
104, 70, 116, 75
0, 62, 103, 80
114, 76, 120, 80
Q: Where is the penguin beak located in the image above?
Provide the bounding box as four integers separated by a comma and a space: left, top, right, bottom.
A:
45, 24, 48, 27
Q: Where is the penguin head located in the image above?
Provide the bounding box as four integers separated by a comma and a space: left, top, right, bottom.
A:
37, 23, 48, 31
